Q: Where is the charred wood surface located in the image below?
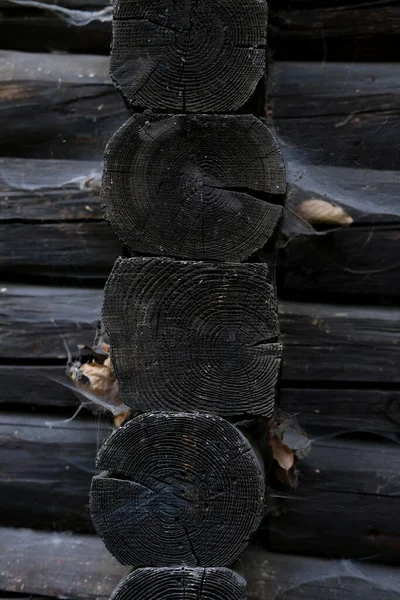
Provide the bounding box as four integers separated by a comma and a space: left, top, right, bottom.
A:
0, 413, 103, 532
1, 528, 400, 600
1, 285, 399, 384
90, 412, 265, 567
280, 227, 400, 301
102, 114, 285, 262
110, 0, 268, 113
280, 388, 400, 435
268, 2, 400, 61
110, 568, 246, 600
103, 257, 281, 416
267, 434, 400, 564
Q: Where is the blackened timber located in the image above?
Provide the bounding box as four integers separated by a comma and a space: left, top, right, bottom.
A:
280, 388, 400, 434
280, 226, 400, 301
102, 114, 285, 262
266, 434, 400, 563
110, 0, 268, 112
0, 413, 103, 532
102, 257, 281, 416
90, 412, 265, 567
2, 286, 400, 385
2, 530, 400, 600
111, 568, 246, 600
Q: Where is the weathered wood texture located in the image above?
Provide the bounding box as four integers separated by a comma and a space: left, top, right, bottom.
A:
0, 51, 128, 159
267, 434, 400, 563
103, 258, 281, 416
280, 227, 400, 301
110, 0, 267, 112
0, 527, 128, 600
241, 546, 400, 600
2, 285, 399, 383
90, 412, 265, 567
1, 529, 400, 600
1, 2, 399, 62
0, 413, 104, 532
0, 365, 80, 408
268, 2, 400, 61
102, 114, 285, 262
0, 11, 112, 55
280, 388, 400, 434
2, 367, 399, 435
111, 568, 246, 600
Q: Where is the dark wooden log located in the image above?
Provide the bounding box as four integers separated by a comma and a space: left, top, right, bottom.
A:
0, 51, 128, 160
111, 568, 246, 600
279, 301, 400, 383
2, 365, 399, 436
0, 284, 102, 359
268, 3, 400, 61
280, 226, 400, 301
0, 365, 80, 408
102, 114, 285, 262
103, 257, 281, 416
0, 413, 103, 532
2, 529, 400, 600
0, 158, 103, 221
0, 221, 122, 280
90, 412, 265, 567
2, 285, 399, 384
109, 0, 267, 112
269, 61, 400, 119
280, 388, 400, 434
241, 545, 400, 600
0, 11, 111, 55
267, 434, 400, 563
0, 527, 128, 600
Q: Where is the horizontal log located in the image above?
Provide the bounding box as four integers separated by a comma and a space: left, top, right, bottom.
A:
2, 285, 399, 383
0, 51, 128, 159
0, 11, 111, 55
280, 226, 400, 300
102, 113, 285, 262
0, 527, 127, 600
270, 61, 400, 119
0, 221, 122, 279
267, 434, 400, 563
1, 528, 400, 600
268, 3, 400, 60
280, 301, 400, 383
103, 258, 281, 416
0, 158, 103, 220
280, 388, 400, 434
91, 412, 265, 567
0, 413, 103, 531
0, 365, 80, 408
1, 365, 399, 436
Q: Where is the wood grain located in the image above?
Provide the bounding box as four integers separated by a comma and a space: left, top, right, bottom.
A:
1, 285, 399, 384
102, 113, 285, 262
110, 0, 268, 112
90, 412, 265, 567
103, 257, 281, 416
1, 529, 399, 600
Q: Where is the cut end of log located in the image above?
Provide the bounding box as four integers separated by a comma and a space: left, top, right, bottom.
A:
101, 113, 286, 262
90, 412, 265, 567
110, 0, 268, 112
102, 256, 282, 417
110, 566, 246, 600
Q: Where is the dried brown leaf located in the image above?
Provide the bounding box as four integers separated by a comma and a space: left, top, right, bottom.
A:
297, 199, 353, 227
269, 435, 295, 471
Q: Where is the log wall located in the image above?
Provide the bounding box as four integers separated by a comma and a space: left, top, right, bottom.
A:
1, 0, 400, 596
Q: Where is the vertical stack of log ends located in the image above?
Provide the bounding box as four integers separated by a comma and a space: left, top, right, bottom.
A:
89, 0, 286, 597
